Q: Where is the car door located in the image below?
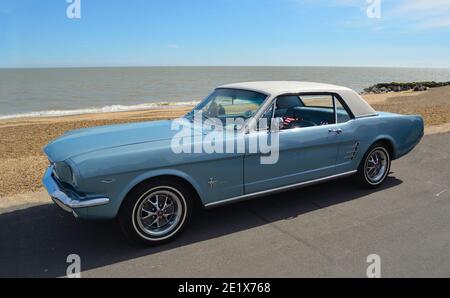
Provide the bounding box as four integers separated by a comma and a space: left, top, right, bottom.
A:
243, 93, 348, 194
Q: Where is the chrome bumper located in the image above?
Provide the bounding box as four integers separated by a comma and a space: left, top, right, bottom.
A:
43, 166, 110, 217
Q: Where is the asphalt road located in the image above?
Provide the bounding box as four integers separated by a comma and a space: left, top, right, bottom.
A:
1, 133, 449, 278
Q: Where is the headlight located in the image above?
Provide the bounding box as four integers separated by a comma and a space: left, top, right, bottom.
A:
53, 162, 74, 185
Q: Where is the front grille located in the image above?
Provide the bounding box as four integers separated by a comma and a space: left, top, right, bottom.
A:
53, 162, 73, 184
51, 171, 81, 196
52, 166, 59, 181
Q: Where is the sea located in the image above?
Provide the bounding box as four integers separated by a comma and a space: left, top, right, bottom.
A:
1, 66, 450, 119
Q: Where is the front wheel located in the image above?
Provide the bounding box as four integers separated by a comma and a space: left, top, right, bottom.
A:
118, 179, 193, 246
356, 144, 391, 188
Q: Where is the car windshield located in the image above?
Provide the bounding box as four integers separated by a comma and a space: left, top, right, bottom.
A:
186, 88, 268, 121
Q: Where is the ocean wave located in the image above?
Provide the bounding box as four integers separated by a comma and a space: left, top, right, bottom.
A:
0, 101, 199, 120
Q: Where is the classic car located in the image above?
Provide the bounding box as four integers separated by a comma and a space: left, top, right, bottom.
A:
43, 81, 424, 245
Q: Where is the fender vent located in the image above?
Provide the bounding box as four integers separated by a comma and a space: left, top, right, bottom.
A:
344, 142, 360, 160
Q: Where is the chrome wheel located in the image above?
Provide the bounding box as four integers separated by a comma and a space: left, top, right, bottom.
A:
364, 148, 389, 184
134, 188, 183, 238
120, 180, 192, 246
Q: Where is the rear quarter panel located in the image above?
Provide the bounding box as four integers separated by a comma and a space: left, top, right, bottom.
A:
350, 112, 424, 165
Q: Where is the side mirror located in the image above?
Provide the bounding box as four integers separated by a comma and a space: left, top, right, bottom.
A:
271, 117, 284, 132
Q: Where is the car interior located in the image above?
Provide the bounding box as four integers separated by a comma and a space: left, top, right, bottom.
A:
273, 94, 351, 129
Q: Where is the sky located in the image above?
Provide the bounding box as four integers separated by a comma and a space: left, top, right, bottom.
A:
0, 0, 449, 68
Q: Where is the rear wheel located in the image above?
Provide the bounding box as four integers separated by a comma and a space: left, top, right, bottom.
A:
118, 179, 193, 246
356, 144, 391, 188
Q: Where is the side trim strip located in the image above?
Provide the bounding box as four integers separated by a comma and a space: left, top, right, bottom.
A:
355, 113, 378, 119
204, 170, 357, 208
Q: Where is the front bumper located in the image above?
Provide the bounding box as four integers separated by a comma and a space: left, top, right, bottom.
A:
43, 166, 110, 217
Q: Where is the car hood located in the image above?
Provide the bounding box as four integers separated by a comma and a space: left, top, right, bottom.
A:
44, 119, 198, 162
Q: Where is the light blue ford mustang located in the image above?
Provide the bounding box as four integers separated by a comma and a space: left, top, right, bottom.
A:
43, 81, 424, 245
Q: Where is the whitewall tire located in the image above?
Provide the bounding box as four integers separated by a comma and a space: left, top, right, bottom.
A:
119, 179, 193, 246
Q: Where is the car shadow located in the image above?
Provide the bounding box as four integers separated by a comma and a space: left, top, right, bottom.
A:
0, 175, 402, 277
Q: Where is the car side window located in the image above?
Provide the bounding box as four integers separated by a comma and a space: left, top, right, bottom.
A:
334, 96, 351, 123
300, 95, 334, 109
275, 94, 336, 130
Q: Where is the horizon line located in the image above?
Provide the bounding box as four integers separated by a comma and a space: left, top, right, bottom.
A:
2, 65, 450, 70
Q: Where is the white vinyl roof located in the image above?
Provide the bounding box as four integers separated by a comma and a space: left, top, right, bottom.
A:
218, 81, 377, 118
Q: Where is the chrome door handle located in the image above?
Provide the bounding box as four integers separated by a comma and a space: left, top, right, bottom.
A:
329, 128, 343, 134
